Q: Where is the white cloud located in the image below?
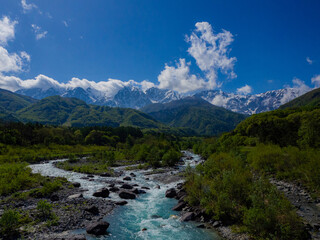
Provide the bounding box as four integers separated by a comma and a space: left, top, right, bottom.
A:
0, 47, 28, 73
0, 73, 157, 99
157, 58, 207, 93
0, 16, 17, 46
210, 94, 230, 108
140, 80, 155, 92
306, 57, 313, 65
20, 51, 30, 62
63, 21, 68, 27
280, 78, 311, 104
186, 22, 237, 89
31, 24, 48, 40
237, 84, 252, 95
21, 0, 37, 13
311, 74, 320, 87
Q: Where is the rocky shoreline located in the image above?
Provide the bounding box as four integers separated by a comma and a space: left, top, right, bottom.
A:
162, 181, 249, 240
0, 181, 115, 240
270, 178, 320, 239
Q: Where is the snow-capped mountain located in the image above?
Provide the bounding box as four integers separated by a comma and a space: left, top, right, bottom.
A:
15, 84, 310, 115
194, 87, 309, 115
16, 85, 182, 109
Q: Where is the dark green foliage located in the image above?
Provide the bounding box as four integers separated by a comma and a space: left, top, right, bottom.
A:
0, 208, 21, 237
0, 88, 37, 112
0, 163, 41, 196
162, 149, 182, 166
16, 95, 162, 128
218, 107, 320, 148
185, 152, 308, 239
141, 97, 246, 136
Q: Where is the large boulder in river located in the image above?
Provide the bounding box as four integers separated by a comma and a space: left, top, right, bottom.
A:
85, 205, 99, 215
72, 182, 81, 188
115, 201, 128, 205
165, 188, 177, 198
86, 221, 109, 235
120, 184, 133, 190
123, 176, 132, 181
180, 212, 194, 222
119, 191, 136, 199
93, 188, 109, 198
100, 172, 112, 177
109, 186, 119, 192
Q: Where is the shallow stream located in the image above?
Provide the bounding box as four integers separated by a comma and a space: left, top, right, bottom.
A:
30, 151, 220, 240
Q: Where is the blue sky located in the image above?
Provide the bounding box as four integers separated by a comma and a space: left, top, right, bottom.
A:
0, 0, 319, 95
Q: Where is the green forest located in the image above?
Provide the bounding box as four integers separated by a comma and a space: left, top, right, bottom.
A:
186, 106, 320, 239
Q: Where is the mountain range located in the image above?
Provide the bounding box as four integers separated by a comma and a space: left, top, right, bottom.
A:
0, 88, 245, 136
15, 84, 309, 115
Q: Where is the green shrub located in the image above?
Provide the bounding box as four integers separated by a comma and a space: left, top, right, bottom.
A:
0, 209, 20, 237
162, 149, 181, 166
36, 200, 57, 222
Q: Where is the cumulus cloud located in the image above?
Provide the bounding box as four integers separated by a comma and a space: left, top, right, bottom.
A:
306, 57, 313, 65
0, 73, 157, 99
21, 0, 37, 13
158, 58, 207, 93
0, 16, 17, 46
186, 22, 237, 89
0, 47, 30, 73
311, 74, 320, 87
31, 24, 48, 40
237, 84, 252, 95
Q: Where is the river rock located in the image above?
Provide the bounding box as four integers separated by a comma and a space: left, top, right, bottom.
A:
123, 176, 132, 181
120, 184, 133, 190
93, 188, 109, 198
50, 194, 59, 202
86, 221, 109, 235
142, 186, 150, 190
131, 188, 140, 194
197, 224, 205, 228
119, 191, 136, 199
165, 188, 177, 198
108, 183, 115, 187
68, 193, 83, 199
172, 201, 187, 211
115, 201, 128, 206
85, 206, 99, 215
176, 183, 183, 190
87, 175, 94, 178
175, 190, 186, 200
72, 182, 81, 188
100, 172, 112, 177
212, 221, 222, 228
180, 212, 194, 222
130, 172, 136, 177
109, 187, 119, 192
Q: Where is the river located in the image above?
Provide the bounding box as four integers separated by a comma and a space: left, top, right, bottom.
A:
30, 151, 221, 240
